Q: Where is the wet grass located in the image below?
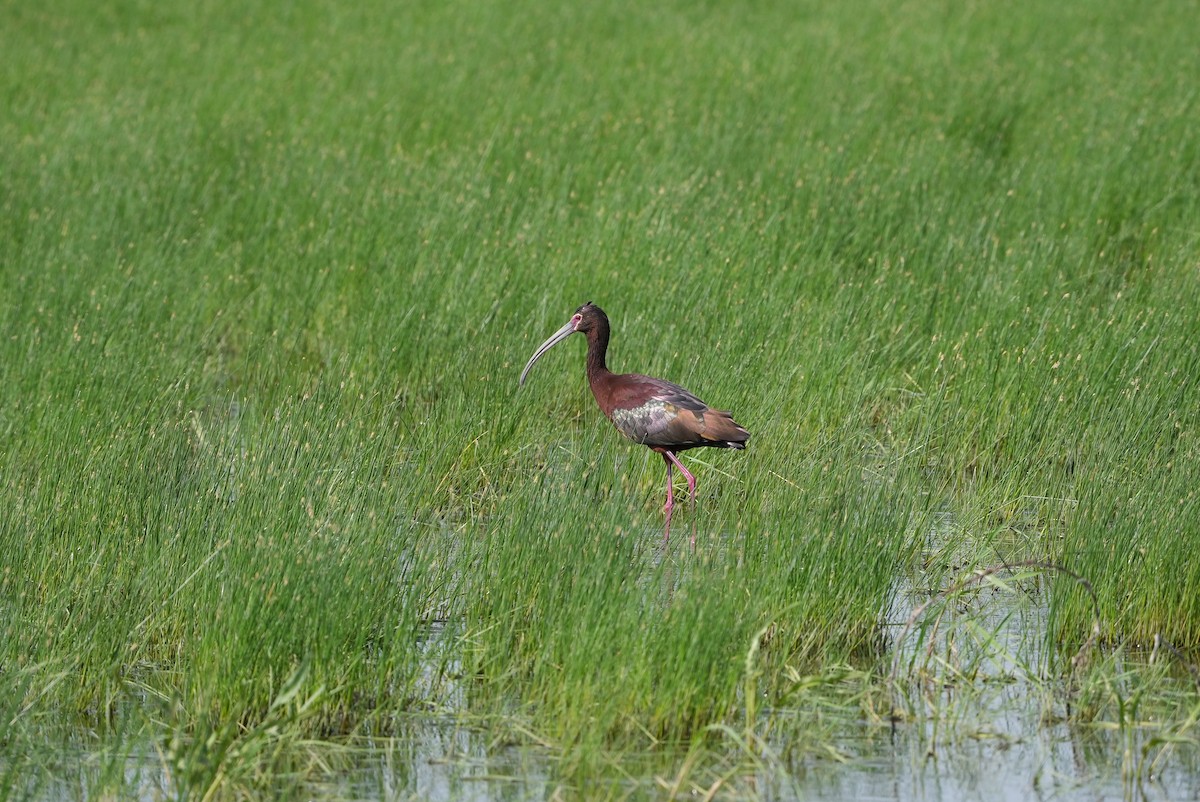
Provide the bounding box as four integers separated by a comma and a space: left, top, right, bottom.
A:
2, 0, 1200, 797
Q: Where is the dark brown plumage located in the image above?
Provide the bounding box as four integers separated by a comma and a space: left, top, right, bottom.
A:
520, 302, 749, 542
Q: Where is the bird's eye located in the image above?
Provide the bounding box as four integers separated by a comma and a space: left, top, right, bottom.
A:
572, 314, 583, 326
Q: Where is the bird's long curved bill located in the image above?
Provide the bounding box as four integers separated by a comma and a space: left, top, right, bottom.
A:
519, 321, 575, 386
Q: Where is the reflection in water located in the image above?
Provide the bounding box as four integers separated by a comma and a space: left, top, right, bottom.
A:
39, 702, 1197, 802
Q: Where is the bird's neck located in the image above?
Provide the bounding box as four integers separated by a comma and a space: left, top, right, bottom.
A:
585, 319, 613, 386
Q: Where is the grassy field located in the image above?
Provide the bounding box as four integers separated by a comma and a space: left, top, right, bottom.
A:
2, 0, 1199, 796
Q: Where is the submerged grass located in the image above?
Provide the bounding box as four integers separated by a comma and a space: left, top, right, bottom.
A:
2, 0, 1199, 795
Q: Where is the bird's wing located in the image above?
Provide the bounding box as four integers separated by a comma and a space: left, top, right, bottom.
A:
647, 381, 709, 412
606, 374, 744, 450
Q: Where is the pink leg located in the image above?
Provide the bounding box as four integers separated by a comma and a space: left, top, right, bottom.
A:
662, 454, 674, 541
661, 451, 698, 545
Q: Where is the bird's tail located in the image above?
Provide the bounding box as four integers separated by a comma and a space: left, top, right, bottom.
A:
704, 410, 750, 449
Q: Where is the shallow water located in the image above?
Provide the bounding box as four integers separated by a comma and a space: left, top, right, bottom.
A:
15, 524, 1200, 801
27, 575, 1199, 802
354, 577, 1197, 801
243, 708, 1200, 801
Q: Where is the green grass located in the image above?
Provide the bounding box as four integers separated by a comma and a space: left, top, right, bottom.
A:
2, 0, 1199, 796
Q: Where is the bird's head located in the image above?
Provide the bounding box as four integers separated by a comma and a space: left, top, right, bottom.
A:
569, 301, 603, 332
519, 301, 607, 386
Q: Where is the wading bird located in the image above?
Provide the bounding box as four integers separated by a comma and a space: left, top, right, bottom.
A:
519, 302, 749, 543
